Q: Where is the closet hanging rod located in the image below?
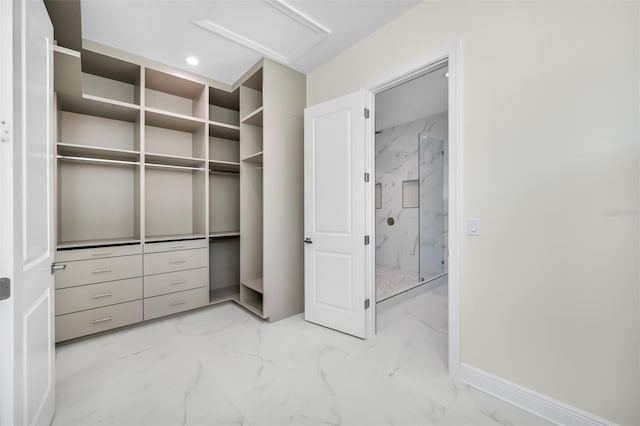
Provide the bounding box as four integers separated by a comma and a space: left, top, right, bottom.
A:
145, 163, 205, 172
57, 155, 140, 166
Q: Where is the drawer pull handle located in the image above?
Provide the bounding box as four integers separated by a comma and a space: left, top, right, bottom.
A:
170, 245, 186, 249
91, 293, 113, 299
91, 268, 113, 274
170, 280, 186, 285
170, 300, 186, 307
91, 252, 113, 257
91, 317, 113, 324
169, 260, 186, 264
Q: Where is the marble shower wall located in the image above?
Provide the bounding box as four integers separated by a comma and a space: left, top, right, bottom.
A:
375, 112, 448, 280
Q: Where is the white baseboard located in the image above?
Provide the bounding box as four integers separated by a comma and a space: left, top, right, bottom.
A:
459, 364, 615, 426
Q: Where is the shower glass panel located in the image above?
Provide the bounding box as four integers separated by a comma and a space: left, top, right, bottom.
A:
419, 132, 446, 282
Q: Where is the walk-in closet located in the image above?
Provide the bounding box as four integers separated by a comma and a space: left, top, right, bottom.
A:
53, 42, 305, 342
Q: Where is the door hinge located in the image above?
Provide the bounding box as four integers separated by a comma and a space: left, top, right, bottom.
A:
364, 299, 370, 309
364, 108, 370, 119
1, 120, 10, 143
0, 278, 10, 301
364, 235, 370, 245
364, 172, 370, 182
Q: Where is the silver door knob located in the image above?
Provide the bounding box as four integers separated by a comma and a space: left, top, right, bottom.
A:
51, 263, 66, 274
303, 238, 313, 244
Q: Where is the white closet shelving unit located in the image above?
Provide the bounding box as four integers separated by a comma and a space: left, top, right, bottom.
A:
53, 42, 304, 342
239, 62, 306, 321
143, 68, 208, 243
55, 47, 142, 250
208, 86, 241, 304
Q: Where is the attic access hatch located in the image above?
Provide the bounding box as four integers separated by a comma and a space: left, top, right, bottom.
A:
193, 0, 331, 65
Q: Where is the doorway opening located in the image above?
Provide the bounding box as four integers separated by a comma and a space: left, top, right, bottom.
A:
373, 61, 450, 320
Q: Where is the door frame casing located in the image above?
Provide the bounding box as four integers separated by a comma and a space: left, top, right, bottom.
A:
0, 0, 16, 424
361, 39, 463, 379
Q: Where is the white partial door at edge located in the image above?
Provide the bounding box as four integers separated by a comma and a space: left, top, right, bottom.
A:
304, 91, 369, 338
0, 0, 55, 425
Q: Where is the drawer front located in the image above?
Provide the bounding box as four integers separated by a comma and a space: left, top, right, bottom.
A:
143, 287, 208, 321
144, 268, 208, 298
143, 248, 208, 275
55, 255, 142, 289
56, 278, 142, 315
56, 244, 142, 262
55, 300, 142, 342
144, 239, 207, 254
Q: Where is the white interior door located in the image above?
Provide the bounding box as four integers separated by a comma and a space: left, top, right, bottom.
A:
0, 0, 55, 425
304, 90, 370, 338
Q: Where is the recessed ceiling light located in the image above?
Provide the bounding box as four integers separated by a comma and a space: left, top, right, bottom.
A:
186, 56, 199, 66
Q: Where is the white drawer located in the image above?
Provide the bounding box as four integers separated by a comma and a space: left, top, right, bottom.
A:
56, 300, 142, 342
56, 278, 142, 315
55, 255, 142, 289
143, 287, 208, 320
143, 248, 208, 275
144, 268, 208, 298
144, 239, 207, 254
56, 244, 142, 262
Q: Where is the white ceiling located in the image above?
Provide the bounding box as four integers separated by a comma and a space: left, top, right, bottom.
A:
375, 66, 449, 131
81, 0, 419, 85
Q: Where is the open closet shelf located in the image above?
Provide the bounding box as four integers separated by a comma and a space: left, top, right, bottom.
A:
144, 234, 207, 243
209, 231, 240, 239
209, 286, 240, 305
209, 86, 239, 110
145, 152, 206, 168
81, 49, 141, 89
242, 151, 263, 164
145, 68, 205, 104
57, 237, 141, 250
145, 108, 205, 133
57, 143, 140, 162
209, 160, 240, 173
241, 106, 263, 127
242, 278, 263, 294
209, 121, 240, 141
239, 299, 266, 318
54, 46, 141, 122
64, 95, 140, 122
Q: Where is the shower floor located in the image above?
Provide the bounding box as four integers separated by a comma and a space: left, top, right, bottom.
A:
376, 266, 420, 302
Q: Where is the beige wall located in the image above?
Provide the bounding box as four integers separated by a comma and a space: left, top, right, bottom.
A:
307, 2, 639, 424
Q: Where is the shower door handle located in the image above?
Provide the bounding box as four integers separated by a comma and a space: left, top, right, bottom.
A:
303, 238, 313, 244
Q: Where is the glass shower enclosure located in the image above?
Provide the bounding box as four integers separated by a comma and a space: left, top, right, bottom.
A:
418, 132, 447, 283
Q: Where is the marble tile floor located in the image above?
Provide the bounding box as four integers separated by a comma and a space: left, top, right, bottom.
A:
53, 281, 551, 426
376, 266, 421, 302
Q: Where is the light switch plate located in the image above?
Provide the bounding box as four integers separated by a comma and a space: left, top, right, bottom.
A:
467, 218, 480, 236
